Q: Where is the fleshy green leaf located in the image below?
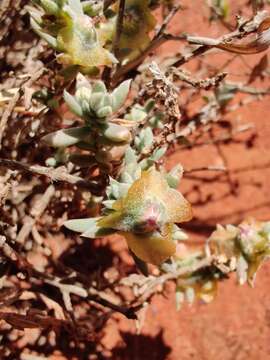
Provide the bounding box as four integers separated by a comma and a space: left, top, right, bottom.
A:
64, 217, 100, 233
40, 0, 60, 15
103, 123, 131, 143
42, 126, 91, 148
166, 164, 183, 189
64, 90, 83, 117
89, 93, 104, 112
96, 106, 113, 118
111, 79, 131, 112
172, 225, 188, 241
92, 81, 107, 94
30, 18, 58, 48
64, 217, 116, 238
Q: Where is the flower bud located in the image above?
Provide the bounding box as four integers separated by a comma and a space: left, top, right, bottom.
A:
45, 157, 57, 167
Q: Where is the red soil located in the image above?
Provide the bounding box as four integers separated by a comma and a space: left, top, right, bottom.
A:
99, 1, 270, 359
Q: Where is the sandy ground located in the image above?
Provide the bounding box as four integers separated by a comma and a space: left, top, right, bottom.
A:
98, 1, 270, 359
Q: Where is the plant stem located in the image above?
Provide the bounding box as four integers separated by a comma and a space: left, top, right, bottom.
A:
113, 0, 126, 59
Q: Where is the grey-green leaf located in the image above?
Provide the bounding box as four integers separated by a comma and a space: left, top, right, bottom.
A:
64, 90, 83, 117
151, 146, 167, 161
90, 93, 104, 112
166, 164, 183, 189
96, 106, 113, 118
172, 225, 188, 241
92, 81, 107, 94
40, 0, 60, 15
124, 146, 137, 164
103, 123, 131, 143
30, 18, 58, 49
236, 255, 248, 285
111, 79, 131, 112
64, 217, 100, 233
64, 217, 116, 238
42, 126, 91, 148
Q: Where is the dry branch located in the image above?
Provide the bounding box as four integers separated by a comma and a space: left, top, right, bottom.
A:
0, 158, 100, 192
0, 68, 45, 148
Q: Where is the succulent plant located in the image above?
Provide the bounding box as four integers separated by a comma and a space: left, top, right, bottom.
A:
42, 74, 132, 169
98, 0, 157, 61
208, 219, 270, 285
29, 0, 116, 69
64, 167, 192, 265
43, 74, 131, 149
64, 74, 131, 122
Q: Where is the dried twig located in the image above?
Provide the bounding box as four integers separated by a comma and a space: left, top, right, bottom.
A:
0, 183, 11, 205
184, 165, 227, 174
148, 62, 181, 119
0, 236, 140, 319
251, 0, 260, 14
45, 277, 88, 312
225, 82, 270, 95
0, 236, 18, 262
155, 4, 181, 38
170, 68, 227, 89
171, 11, 267, 68
103, 0, 126, 87
121, 256, 215, 304
17, 185, 55, 244
0, 68, 45, 148
0, 158, 100, 192
113, 0, 126, 59
112, 5, 183, 82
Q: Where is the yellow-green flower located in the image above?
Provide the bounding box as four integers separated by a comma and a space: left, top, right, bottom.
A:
65, 168, 192, 265
98, 169, 192, 265
30, 0, 117, 68
57, 10, 117, 67
208, 219, 270, 284
99, 0, 156, 61
238, 219, 270, 282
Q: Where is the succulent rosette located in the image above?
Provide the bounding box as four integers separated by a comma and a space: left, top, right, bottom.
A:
42, 74, 132, 151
